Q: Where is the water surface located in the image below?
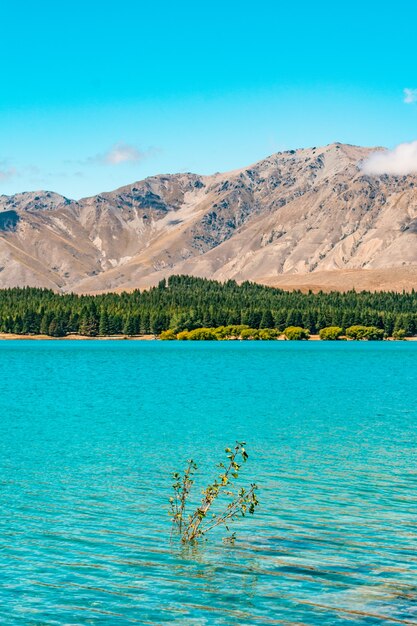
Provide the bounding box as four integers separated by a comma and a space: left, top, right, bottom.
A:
1, 341, 416, 624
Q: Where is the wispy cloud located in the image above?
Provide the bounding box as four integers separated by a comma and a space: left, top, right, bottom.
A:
404, 88, 417, 104
361, 141, 417, 176
100, 142, 145, 164
92, 142, 157, 166
0, 164, 17, 183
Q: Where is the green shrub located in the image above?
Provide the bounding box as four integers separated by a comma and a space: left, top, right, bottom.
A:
240, 328, 260, 340
283, 326, 310, 340
225, 324, 250, 337
159, 329, 177, 340
187, 327, 218, 340
213, 325, 228, 339
214, 324, 249, 339
365, 327, 384, 340
392, 328, 407, 340
319, 326, 343, 340
258, 328, 279, 340
345, 325, 384, 340
177, 330, 190, 340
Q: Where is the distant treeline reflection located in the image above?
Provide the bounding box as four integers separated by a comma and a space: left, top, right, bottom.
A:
0, 275, 416, 337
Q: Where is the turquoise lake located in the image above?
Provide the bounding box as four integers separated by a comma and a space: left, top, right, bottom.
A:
1, 341, 417, 625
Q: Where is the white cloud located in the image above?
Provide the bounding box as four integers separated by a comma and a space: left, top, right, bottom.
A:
360, 141, 417, 176
92, 142, 156, 166
101, 142, 144, 164
67, 143, 159, 168
404, 88, 417, 104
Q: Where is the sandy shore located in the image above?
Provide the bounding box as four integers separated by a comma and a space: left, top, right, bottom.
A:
0, 333, 318, 341
0, 333, 415, 341
0, 333, 157, 341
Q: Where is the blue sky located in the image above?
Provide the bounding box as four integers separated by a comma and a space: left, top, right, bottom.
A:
1, 0, 417, 198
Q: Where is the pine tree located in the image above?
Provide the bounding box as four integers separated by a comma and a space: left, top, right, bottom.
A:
40, 313, 53, 335
150, 312, 167, 335
48, 317, 65, 337
123, 315, 137, 335
260, 309, 274, 328
13, 316, 23, 334
79, 311, 99, 336
22, 310, 39, 334
141, 312, 150, 334
99, 310, 110, 336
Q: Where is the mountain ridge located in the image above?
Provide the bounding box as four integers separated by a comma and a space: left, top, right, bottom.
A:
0, 142, 417, 293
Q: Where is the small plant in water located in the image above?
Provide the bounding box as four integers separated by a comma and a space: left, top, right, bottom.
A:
169, 442, 259, 543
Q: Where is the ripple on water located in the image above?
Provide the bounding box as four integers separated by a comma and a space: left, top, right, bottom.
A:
0, 341, 417, 624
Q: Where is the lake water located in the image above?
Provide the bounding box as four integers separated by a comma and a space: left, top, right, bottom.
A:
1, 341, 417, 625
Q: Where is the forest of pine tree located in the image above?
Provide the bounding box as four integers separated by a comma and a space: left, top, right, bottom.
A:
0, 275, 416, 337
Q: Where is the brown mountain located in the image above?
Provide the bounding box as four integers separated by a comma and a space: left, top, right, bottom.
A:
1, 142, 417, 293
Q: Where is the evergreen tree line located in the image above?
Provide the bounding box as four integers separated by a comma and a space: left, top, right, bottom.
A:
0, 275, 416, 337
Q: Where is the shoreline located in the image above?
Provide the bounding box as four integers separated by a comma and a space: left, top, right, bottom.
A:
0, 333, 157, 341
0, 333, 416, 342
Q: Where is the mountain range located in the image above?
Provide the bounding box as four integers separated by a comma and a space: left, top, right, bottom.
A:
1, 142, 417, 293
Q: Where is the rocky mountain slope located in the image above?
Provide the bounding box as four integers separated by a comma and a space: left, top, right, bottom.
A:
1, 142, 417, 293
